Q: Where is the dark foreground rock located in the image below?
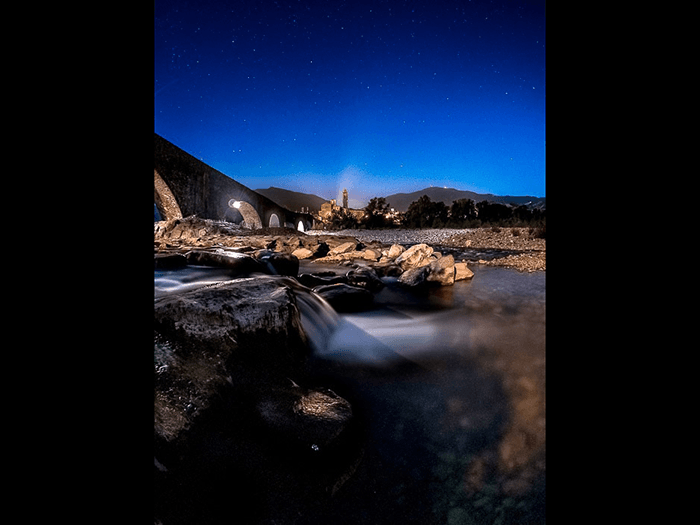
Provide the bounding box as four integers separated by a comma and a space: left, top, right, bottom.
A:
154, 276, 309, 374
154, 276, 362, 524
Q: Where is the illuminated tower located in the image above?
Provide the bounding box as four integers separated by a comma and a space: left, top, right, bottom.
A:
342, 188, 348, 209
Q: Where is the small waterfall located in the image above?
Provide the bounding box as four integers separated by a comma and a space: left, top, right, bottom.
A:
273, 277, 341, 354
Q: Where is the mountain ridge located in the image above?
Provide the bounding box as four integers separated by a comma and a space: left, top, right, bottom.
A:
254, 186, 329, 213
382, 187, 545, 212
255, 185, 545, 214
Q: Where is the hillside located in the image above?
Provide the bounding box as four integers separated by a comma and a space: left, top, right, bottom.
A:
382, 187, 546, 212
255, 185, 545, 214
254, 186, 329, 213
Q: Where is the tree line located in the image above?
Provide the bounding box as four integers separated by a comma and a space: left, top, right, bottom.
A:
325, 195, 545, 230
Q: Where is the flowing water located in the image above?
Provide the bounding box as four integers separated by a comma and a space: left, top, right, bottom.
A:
154, 263, 546, 524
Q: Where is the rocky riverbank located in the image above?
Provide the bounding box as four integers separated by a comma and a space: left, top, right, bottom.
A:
153, 216, 545, 524
308, 226, 546, 272
155, 216, 481, 288
442, 227, 546, 272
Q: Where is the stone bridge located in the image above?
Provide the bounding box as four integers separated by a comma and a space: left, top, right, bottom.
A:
154, 133, 315, 232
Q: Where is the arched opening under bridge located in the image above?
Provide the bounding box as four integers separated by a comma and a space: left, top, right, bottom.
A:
154, 169, 183, 221
228, 199, 262, 229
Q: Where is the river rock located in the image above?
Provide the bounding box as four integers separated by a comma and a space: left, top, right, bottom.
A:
313, 283, 374, 312
362, 248, 381, 261
386, 244, 405, 259
297, 273, 347, 288
395, 243, 433, 270
426, 254, 455, 286
370, 262, 404, 278
329, 241, 357, 256
455, 262, 474, 281
346, 267, 384, 292
292, 247, 314, 260
256, 384, 353, 448
309, 241, 330, 258
397, 265, 430, 287
258, 251, 299, 276
185, 249, 267, 274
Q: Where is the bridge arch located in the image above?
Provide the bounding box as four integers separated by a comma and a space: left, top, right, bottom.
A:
268, 213, 280, 228
154, 169, 183, 221
228, 199, 262, 229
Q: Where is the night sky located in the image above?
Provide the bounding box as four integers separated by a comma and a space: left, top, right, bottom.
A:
155, 0, 545, 208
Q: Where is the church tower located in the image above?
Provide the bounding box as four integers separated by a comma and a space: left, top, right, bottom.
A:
342, 188, 348, 209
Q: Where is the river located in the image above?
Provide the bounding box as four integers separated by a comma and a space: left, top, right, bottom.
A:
154, 262, 545, 524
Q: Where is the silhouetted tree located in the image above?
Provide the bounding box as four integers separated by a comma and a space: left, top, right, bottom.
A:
448, 198, 477, 226
403, 195, 448, 228
512, 204, 533, 225
362, 197, 391, 228
476, 201, 512, 224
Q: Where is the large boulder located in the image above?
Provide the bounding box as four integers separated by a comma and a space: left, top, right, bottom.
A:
154, 276, 309, 377
395, 243, 433, 270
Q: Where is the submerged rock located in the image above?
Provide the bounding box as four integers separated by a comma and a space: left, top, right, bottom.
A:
346, 267, 385, 293
256, 384, 353, 449
297, 273, 347, 288
313, 283, 374, 312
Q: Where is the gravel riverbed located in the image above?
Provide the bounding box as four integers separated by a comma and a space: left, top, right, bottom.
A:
308, 227, 546, 272
307, 228, 469, 246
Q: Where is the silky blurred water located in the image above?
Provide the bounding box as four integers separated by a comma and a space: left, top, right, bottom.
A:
154, 263, 546, 523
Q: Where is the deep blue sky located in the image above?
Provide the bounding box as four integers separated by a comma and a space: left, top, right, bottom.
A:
155, 0, 545, 208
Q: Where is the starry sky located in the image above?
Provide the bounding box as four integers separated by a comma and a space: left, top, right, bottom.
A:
155, 0, 545, 208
